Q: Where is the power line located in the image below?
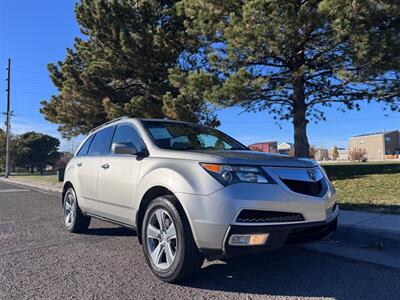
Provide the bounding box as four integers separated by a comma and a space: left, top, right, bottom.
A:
10, 79, 51, 86
220, 115, 400, 124
8, 69, 49, 76
10, 90, 51, 96
0, 56, 50, 63
0, 90, 51, 96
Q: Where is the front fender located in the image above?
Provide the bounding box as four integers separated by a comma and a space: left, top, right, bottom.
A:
135, 159, 223, 210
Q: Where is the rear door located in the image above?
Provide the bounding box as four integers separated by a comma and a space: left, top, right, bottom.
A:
76, 126, 115, 213
97, 123, 144, 225
73, 134, 94, 210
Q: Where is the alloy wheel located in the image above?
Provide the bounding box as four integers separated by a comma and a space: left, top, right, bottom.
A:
146, 208, 177, 270
64, 190, 76, 229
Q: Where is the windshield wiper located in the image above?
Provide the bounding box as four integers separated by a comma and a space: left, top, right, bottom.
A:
227, 147, 249, 151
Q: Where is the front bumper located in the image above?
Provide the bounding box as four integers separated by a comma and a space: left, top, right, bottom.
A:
225, 209, 337, 254
176, 178, 338, 251
200, 208, 338, 260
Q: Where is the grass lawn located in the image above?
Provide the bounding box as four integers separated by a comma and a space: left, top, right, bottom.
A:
322, 162, 400, 214
7, 173, 61, 187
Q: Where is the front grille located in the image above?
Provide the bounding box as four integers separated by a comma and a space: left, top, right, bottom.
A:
282, 178, 323, 197
236, 210, 305, 223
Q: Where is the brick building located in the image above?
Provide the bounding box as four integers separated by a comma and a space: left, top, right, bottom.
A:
248, 141, 278, 153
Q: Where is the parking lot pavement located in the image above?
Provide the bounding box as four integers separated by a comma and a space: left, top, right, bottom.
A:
1, 181, 400, 300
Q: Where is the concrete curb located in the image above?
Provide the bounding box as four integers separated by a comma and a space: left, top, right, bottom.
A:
332, 210, 400, 253
333, 225, 400, 253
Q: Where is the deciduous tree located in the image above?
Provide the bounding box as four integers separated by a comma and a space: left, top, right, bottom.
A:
349, 148, 367, 162
331, 146, 339, 160
14, 132, 60, 173
0, 129, 17, 172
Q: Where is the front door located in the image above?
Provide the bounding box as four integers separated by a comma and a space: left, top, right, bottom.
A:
96, 123, 144, 225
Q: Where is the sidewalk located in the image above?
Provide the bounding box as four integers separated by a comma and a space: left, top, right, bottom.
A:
1, 177, 62, 194
305, 210, 400, 270
334, 210, 400, 252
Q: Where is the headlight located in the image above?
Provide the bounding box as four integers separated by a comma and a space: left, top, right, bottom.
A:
319, 165, 336, 193
200, 163, 273, 186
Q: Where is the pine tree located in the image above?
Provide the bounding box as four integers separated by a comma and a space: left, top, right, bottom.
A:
41, 0, 217, 138
172, 0, 400, 157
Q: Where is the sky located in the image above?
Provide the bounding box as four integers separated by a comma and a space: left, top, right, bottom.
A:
0, 0, 399, 152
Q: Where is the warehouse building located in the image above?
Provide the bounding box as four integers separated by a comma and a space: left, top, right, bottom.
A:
349, 130, 400, 160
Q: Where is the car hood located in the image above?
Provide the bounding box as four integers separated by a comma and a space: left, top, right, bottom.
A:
152, 148, 318, 168
195, 150, 318, 168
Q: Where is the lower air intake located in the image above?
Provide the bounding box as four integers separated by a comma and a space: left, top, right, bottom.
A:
236, 210, 305, 223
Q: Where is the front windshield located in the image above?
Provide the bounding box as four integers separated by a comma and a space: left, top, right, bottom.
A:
142, 121, 248, 151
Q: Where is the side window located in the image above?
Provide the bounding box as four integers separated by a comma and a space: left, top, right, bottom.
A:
87, 126, 115, 156
76, 135, 94, 157
111, 124, 143, 152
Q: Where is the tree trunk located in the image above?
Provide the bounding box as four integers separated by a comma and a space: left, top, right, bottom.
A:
30, 165, 34, 173
292, 75, 310, 157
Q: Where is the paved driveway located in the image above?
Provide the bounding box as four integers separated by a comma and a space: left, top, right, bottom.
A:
1, 181, 399, 299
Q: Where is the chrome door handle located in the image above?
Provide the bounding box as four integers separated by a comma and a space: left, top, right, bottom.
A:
101, 163, 110, 169
77, 162, 82, 167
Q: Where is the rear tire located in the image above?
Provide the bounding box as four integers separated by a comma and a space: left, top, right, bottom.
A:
141, 195, 204, 282
63, 187, 91, 233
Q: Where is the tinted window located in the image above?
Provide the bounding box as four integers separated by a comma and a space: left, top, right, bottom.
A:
87, 126, 115, 156
76, 135, 94, 157
142, 121, 247, 151
111, 124, 143, 151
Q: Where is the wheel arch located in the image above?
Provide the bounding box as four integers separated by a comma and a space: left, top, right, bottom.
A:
136, 186, 189, 245
62, 181, 74, 207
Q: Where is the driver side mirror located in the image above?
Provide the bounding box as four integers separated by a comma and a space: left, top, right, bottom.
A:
112, 142, 138, 155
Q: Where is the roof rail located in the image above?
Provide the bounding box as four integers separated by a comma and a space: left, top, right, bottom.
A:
89, 116, 129, 134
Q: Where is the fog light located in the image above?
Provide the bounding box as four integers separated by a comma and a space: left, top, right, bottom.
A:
229, 234, 269, 246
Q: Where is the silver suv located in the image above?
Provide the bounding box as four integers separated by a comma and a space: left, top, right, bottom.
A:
63, 117, 339, 282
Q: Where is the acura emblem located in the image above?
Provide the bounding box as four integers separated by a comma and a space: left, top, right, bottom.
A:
307, 169, 317, 182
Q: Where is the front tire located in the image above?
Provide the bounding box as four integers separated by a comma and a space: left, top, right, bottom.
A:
63, 187, 91, 233
141, 195, 204, 282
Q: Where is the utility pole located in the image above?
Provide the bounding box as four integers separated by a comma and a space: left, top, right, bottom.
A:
5, 59, 11, 178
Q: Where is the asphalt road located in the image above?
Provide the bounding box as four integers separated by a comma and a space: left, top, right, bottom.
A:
1, 181, 399, 300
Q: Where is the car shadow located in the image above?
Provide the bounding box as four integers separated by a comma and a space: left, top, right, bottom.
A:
83, 226, 136, 237
179, 247, 399, 299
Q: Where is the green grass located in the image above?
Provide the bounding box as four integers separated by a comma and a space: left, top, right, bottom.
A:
322, 162, 400, 214
8, 173, 61, 187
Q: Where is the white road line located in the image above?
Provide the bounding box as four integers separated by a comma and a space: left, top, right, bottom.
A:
0, 189, 30, 193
